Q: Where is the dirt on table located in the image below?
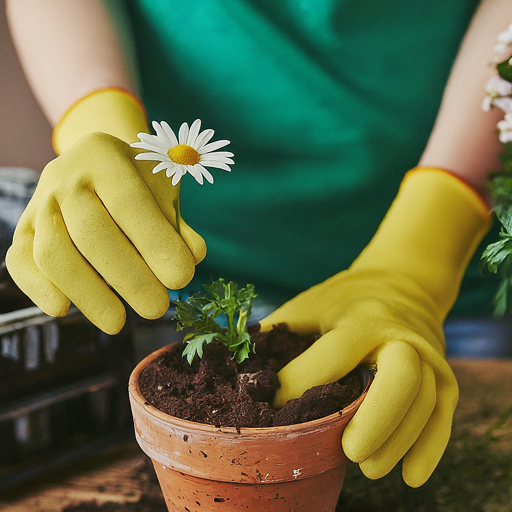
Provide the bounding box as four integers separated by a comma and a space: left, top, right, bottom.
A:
61, 494, 166, 512
138, 323, 363, 429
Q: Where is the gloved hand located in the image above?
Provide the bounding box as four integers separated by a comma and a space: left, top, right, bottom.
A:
260, 168, 490, 487
6, 88, 206, 335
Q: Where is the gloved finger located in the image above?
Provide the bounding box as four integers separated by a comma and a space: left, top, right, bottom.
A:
259, 291, 324, 335
32, 198, 126, 334
128, 148, 206, 266
178, 217, 207, 264
93, 167, 196, 290
6, 225, 70, 317
273, 324, 376, 408
58, 189, 171, 320
343, 340, 421, 462
359, 361, 436, 479
402, 377, 458, 488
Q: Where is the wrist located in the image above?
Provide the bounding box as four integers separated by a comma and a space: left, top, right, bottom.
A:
410, 166, 492, 209
52, 87, 149, 154
353, 167, 491, 316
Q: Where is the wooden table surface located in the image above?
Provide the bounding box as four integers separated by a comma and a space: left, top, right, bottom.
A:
1, 359, 511, 512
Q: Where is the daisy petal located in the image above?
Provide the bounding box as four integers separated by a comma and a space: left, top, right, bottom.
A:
205, 151, 234, 158
194, 129, 215, 150
186, 164, 204, 185
161, 121, 179, 146
152, 121, 174, 146
179, 122, 189, 145
135, 152, 172, 162
187, 119, 202, 146
172, 170, 184, 186
152, 161, 171, 174
202, 153, 234, 164
200, 160, 232, 172
130, 141, 151, 149
199, 140, 230, 154
195, 164, 214, 184
166, 166, 177, 178
131, 141, 170, 153
137, 132, 169, 150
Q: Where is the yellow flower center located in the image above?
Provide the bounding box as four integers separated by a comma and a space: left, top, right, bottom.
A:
168, 144, 200, 166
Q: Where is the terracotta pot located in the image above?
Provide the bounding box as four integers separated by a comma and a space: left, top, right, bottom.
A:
129, 343, 373, 512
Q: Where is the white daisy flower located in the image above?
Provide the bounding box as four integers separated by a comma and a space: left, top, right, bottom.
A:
130, 119, 234, 186
498, 113, 512, 143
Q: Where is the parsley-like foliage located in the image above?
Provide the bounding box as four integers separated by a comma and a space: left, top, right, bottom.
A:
481, 143, 512, 315
173, 279, 257, 364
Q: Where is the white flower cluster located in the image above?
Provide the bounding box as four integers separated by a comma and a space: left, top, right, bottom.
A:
482, 24, 512, 143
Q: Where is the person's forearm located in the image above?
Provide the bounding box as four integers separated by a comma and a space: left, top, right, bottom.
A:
6, 0, 137, 126
419, 0, 512, 199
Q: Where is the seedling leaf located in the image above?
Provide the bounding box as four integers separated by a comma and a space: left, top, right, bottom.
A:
173, 278, 257, 364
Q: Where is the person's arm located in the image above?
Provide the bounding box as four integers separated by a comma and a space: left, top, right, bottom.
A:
419, 0, 512, 199
6, 0, 136, 125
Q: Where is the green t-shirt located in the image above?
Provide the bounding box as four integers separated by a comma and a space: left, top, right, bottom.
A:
125, 0, 498, 315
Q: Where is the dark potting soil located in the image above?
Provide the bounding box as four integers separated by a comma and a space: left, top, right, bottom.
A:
139, 323, 362, 429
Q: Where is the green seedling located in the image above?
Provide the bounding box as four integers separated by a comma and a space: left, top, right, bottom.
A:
173, 278, 257, 364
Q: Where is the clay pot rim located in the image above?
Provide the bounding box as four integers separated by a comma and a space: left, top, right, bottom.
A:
129, 342, 374, 436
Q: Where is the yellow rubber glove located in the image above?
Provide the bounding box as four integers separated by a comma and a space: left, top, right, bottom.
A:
6, 88, 206, 335
260, 168, 490, 487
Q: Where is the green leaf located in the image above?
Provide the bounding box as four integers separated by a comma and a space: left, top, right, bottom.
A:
231, 332, 254, 363
182, 333, 219, 364
492, 278, 509, 318
173, 299, 199, 330
495, 203, 512, 234
172, 278, 257, 365
234, 342, 251, 364
204, 278, 233, 302
480, 233, 512, 274
236, 283, 257, 306
497, 57, 512, 83
499, 144, 512, 174
490, 178, 512, 203
229, 331, 251, 349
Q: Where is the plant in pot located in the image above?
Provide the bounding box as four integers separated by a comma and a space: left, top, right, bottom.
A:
128, 278, 373, 512
126, 119, 373, 511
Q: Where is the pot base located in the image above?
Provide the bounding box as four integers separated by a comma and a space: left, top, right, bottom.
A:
153, 461, 346, 512
129, 343, 373, 512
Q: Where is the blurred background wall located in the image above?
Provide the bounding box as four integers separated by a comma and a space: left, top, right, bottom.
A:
0, 0, 55, 171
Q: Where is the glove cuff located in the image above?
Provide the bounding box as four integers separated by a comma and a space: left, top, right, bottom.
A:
353, 167, 492, 317
52, 87, 149, 155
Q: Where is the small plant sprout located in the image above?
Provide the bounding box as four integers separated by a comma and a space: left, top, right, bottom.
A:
130, 119, 234, 186
173, 279, 257, 364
